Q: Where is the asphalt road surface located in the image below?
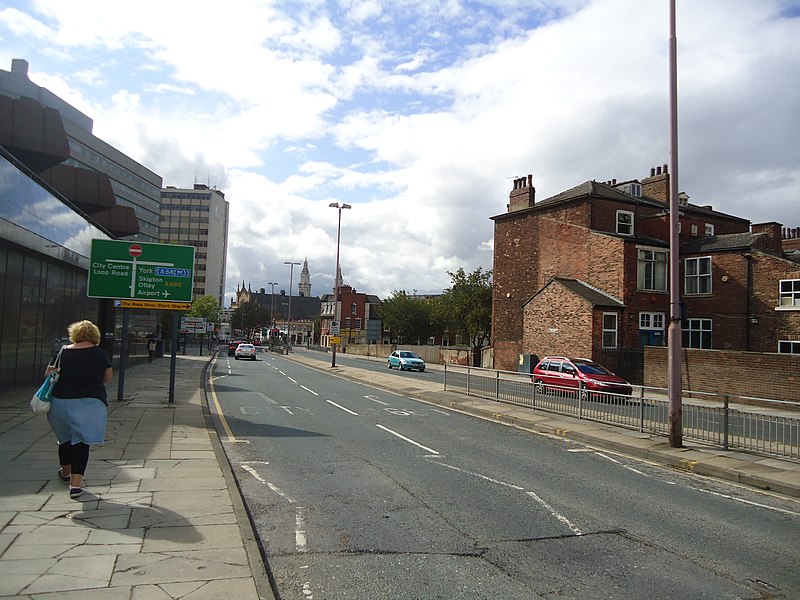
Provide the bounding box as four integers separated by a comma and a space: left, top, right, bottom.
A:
209, 349, 800, 600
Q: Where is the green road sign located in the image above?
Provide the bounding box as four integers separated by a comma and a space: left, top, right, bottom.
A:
88, 240, 195, 302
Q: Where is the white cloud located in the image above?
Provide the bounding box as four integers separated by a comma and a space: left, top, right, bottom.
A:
1, 0, 798, 303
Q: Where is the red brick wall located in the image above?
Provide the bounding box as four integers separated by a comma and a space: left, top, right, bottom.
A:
523, 282, 593, 358
644, 346, 800, 402
492, 211, 541, 370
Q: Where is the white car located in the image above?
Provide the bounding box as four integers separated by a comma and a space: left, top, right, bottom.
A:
234, 343, 257, 360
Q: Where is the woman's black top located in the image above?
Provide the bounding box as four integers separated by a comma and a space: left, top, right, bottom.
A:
51, 346, 112, 404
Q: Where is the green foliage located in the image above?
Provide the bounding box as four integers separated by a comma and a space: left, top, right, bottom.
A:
231, 300, 269, 339
377, 291, 432, 345
189, 295, 220, 324
432, 267, 492, 352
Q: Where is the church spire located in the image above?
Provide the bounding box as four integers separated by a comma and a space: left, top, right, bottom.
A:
299, 257, 311, 297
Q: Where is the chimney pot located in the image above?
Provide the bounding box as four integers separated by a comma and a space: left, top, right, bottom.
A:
650, 167, 656, 177
527, 174, 532, 187
656, 166, 662, 175
663, 163, 668, 174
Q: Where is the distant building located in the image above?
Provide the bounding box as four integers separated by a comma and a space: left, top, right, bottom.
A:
235, 280, 320, 345
320, 284, 383, 346
160, 184, 229, 307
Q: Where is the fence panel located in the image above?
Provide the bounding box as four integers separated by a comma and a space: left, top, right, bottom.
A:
443, 364, 799, 460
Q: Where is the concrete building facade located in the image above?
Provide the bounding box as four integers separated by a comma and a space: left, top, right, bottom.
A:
160, 184, 229, 307
0, 59, 163, 242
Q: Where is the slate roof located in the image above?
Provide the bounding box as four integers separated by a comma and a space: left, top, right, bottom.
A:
681, 232, 763, 254
525, 277, 624, 309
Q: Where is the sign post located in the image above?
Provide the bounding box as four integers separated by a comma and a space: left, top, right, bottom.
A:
88, 240, 195, 404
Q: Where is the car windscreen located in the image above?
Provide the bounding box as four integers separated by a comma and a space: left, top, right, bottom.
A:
399, 352, 420, 358
576, 362, 612, 375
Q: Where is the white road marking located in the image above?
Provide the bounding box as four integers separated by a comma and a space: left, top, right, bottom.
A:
376, 424, 439, 455
281, 406, 294, 415
567, 448, 593, 453
296, 507, 307, 551
526, 491, 584, 536
240, 464, 266, 483
288, 376, 298, 383
693, 487, 800, 516
267, 482, 296, 503
365, 395, 390, 405
596, 452, 621, 464
433, 461, 525, 490
326, 400, 358, 415
301, 385, 318, 395
429, 408, 450, 416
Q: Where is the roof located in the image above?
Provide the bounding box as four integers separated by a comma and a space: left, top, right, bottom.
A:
492, 178, 750, 224
525, 277, 624, 309
681, 232, 763, 254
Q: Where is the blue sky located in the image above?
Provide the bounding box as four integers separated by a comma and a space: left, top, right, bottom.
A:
1, 0, 799, 306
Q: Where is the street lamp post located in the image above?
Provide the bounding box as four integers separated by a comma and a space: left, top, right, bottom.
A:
267, 281, 278, 349
284, 262, 300, 349
267, 281, 278, 325
329, 202, 351, 367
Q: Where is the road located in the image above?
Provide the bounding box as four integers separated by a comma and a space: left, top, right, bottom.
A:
208, 349, 800, 600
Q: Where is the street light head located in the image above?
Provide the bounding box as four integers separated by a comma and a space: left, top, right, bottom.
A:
342, 203, 352, 210
329, 202, 339, 208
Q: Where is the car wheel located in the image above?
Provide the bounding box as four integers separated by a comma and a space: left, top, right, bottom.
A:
235, 357, 239, 360
420, 367, 425, 372
534, 379, 545, 395
387, 361, 392, 369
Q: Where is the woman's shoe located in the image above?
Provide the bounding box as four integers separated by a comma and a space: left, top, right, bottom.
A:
69, 487, 84, 499
58, 469, 70, 483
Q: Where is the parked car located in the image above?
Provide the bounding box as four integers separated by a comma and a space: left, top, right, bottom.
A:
228, 340, 242, 356
532, 356, 631, 399
234, 343, 257, 360
387, 350, 426, 372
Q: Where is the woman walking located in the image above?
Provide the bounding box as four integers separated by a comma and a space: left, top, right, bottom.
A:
45, 320, 112, 499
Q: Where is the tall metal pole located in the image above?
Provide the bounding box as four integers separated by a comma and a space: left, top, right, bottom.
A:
329, 202, 351, 367
667, 0, 683, 447
267, 281, 277, 327
284, 262, 300, 348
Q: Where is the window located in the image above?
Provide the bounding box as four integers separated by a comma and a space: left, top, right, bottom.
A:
685, 256, 712, 295
351, 302, 358, 315
639, 312, 665, 330
778, 341, 800, 354
630, 183, 642, 197
355, 318, 362, 329
691, 224, 698, 236
779, 279, 800, 307
705, 223, 715, 236
344, 317, 351, 328
637, 249, 668, 291
616, 210, 634, 235
683, 318, 712, 349
602, 313, 618, 348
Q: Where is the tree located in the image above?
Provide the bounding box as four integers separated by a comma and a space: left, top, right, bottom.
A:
231, 300, 269, 340
432, 267, 492, 366
189, 295, 220, 324
378, 291, 432, 345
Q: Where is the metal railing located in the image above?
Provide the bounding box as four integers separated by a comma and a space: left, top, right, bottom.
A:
443, 365, 800, 460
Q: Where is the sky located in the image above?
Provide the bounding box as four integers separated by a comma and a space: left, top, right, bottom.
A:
1, 0, 799, 307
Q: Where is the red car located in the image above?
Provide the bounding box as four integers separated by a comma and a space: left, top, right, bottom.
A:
532, 356, 632, 399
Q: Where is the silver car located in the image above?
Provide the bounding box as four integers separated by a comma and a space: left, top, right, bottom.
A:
234, 343, 257, 360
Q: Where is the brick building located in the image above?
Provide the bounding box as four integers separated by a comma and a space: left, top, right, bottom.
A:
491, 166, 800, 376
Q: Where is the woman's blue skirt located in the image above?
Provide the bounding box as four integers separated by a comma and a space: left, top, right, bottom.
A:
47, 396, 107, 445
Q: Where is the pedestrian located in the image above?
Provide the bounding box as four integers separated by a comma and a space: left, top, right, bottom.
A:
45, 319, 113, 500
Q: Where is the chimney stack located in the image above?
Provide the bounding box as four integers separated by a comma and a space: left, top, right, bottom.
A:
642, 162, 671, 204
508, 174, 536, 212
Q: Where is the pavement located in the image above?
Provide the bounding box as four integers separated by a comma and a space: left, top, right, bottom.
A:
1, 346, 799, 599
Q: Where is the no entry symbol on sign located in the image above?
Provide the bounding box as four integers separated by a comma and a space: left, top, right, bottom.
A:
129, 244, 143, 258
